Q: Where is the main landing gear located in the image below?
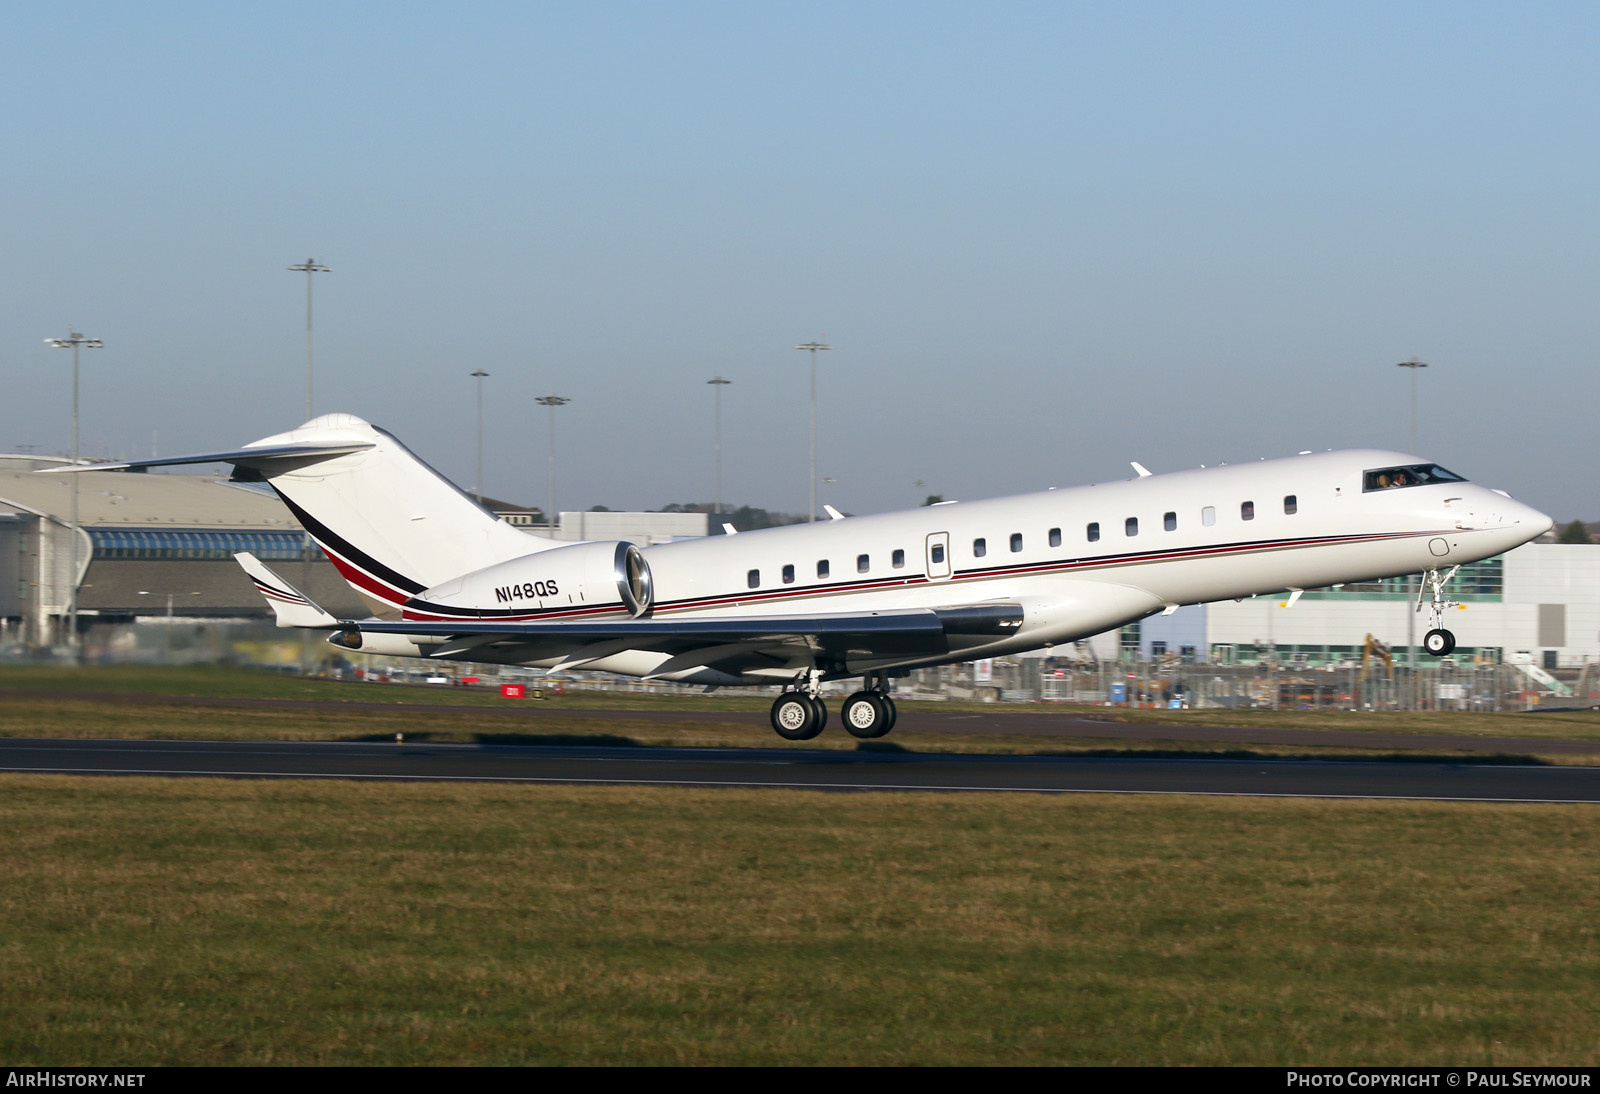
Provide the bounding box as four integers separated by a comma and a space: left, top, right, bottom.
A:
1418, 565, 1461, 657
769, 671, 899, 741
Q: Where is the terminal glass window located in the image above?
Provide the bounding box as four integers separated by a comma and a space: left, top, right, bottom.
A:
1363, 464, 1467, 492
88, 528, 309, 562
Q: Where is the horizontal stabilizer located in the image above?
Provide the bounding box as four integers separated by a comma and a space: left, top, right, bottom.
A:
234, 552, 339, 628
39, 441, 374, 474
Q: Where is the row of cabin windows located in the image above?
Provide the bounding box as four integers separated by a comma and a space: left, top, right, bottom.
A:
1083, 496, 1297, 541
749, 548, 912, 589
743, 495, 1302, 587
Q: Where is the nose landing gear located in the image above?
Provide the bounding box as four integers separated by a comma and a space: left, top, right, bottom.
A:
1417, 565, 1461, 657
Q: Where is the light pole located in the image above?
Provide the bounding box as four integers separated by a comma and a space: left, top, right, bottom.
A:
471, 369, 490, 500
287, 258, 331, 421
138, 590, 200, 664
1396, 357, 1429, 696
536, 394, 570, 531
44, 329, 102, 652
707, 376, 731, 515
1396, 357, 1428, 454
794, 341, 832, 522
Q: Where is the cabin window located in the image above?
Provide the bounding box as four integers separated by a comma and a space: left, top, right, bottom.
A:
930, 544, 945, 565
747, 569, 760, 589
782, 563, 795, 584
1010, 533, 1023, 553
1049, 527, 1061, 547
1125, 517, 1139, 537
1202, 506, 1216, 527
892, 548, 905, 569
1241, 501, 1255, 521
1284, 494, 1298, 515
974, 537, 987, 558
1087, 522, 1100, 542
857, 553, 870, 573
1164, 511, 1177, 531
817, 559, 830, 579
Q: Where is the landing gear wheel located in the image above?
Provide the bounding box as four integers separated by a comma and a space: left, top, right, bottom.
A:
771, 692, 824, 741
1423, 628, 1456, 656
842, 692, 893, 739
805, 693, 828, 734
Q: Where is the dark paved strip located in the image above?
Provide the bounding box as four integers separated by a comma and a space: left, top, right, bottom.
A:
4, 737, 1600, 803
2, 687, 1596, 755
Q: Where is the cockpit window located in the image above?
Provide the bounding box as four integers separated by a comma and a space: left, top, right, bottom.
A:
1362, 464, 1467, 492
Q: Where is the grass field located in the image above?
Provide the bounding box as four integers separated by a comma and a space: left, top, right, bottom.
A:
4, 666, 1599, 1065
2, 775, 1597, 1066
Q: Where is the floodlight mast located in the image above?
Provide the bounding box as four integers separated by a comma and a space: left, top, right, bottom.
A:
707, 376, 732, 516
471, 369, 490, 500
1395, 356, 1430, 687
43, 329, 103, 652
287, 259, 331, 421
794, 341, 831, 522
536, 394, 571, 531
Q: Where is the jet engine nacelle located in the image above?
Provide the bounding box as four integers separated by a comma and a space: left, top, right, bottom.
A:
402, 540, 653, 620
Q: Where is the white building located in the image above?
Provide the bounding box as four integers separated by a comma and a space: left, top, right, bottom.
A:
1135, 542, 1599, 669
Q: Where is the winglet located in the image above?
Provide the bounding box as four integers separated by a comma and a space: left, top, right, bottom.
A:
234, 552, 339, 628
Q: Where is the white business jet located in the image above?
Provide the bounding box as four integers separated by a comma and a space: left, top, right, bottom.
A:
62, 414, 1551, 740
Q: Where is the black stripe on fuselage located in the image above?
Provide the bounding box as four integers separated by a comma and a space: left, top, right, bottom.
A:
271, 489, 428, 595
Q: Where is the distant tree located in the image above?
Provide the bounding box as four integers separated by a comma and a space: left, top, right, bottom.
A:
921, 494, 944, 506
1556, 520, 1594, 544
588, 505, 611, 512
713, 505, 808, 533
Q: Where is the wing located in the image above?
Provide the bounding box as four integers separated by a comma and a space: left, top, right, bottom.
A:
337, 603, 1024, 680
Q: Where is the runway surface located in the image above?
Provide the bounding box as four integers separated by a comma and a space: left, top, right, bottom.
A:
4, 736, 1600, 802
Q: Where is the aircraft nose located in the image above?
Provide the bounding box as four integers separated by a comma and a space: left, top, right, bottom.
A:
1491, 493, 1553, 542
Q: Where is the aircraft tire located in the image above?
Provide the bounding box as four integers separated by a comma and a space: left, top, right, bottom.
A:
1423, 628, 1456, 656
842, 692, 893, 739
806, 693, 829, 734
771, 692, 824, 741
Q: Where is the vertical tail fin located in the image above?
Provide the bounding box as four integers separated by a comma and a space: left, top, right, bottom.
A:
53, 415, 553, 619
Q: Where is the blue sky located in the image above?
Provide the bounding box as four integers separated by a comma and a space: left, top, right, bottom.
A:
4, 2, 1595, 518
